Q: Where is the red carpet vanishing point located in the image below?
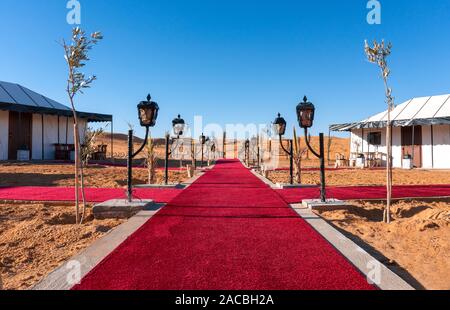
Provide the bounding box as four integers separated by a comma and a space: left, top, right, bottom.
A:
73, 160, 375, 290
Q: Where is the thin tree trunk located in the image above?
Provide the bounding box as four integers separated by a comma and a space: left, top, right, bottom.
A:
73, 123, 80, 224
383, 77, 393, 224
386, 122, 392, 223
77, 125, 88, 224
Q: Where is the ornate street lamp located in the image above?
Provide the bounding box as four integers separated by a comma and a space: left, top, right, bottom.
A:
172, 114, 186, 137
273, 113, 287, 136
128, 94, 159, 201
164, 114, 186, 185
273, 113, 293, 185
296, 96, 326, 202
137, 94, 159, 127
296, 96, 315, 129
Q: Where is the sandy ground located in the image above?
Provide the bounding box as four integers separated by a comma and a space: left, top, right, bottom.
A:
99, 133, 167, 159
0, 163, 188, 188
265, 136, 350, 166
267, 169, 450, 186
315, 200, 450, 290
0, 203, 124, 290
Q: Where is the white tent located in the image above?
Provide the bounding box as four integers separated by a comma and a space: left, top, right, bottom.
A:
330, 94, 450, 169
0, 81, 113, 161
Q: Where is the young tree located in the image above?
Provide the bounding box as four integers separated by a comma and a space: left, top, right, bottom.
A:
292, 127, 309, 184
80, 126, 105, 167
364, 39, 394, 224
293, 127, 302, 184
144, 134, 157, 185
61, 27, 103, 224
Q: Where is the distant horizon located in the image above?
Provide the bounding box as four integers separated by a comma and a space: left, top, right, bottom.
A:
1, 0, 449, 139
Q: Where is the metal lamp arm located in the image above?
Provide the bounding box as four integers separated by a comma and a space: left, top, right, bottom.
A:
304, 128, 320, 158
168, 137, 182, 156
278, 135, 292, 156
132, 127, 150, 158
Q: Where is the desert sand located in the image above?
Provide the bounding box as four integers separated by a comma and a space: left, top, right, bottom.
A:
0, 203, 124, 290
316, 199, 450, 290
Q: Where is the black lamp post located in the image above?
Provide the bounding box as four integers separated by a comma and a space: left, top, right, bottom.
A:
164, 115, 186, 185
273, 113, 294, 185
128, 94, 159, 202
199, 133, 208, 168
296, 96, 326, 202
244, 139, 250, 166
211, 143, 216, 160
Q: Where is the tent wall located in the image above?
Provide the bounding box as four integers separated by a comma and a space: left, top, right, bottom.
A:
422, 125, 450, 169
350, 128, 387, 154
392, 127, 402, 168
350, 128, 401, 167
0, 110, 8, 160
31, 114, 87, 160
422, 126, 433, 169
350, 125, 450, 169
350, 127, 404, 168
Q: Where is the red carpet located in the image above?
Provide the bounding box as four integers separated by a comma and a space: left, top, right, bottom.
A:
0, 186, 181, 204
277, 184, 450, 204
73, 159, 374, 290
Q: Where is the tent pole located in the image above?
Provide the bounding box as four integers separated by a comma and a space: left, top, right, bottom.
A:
327, 129, 331, 166
41, 114, 44, 160
65, 117, 69, 145
111, 119, 114, 162
431, 125, 434, 168
360, 128, 363, 154
412, 125, 415, 166
57, 116, 60, 144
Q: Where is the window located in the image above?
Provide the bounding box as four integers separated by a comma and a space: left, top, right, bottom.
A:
368, 132, 382, 145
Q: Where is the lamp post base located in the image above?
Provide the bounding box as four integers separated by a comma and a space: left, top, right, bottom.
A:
93, 199, 155, 219
276, 183, 317, 189
302, 199, 345, 211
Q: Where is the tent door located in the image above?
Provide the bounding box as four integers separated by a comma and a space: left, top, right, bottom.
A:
401, 126, 422, 168
8, 111, 32, 160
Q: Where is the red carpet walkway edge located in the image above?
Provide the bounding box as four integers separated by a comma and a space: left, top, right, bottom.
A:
276, 184, 450, 204
0, 186, 182, 203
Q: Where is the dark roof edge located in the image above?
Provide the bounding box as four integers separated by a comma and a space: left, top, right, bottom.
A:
330, 117, 450, 132
0, 102, 112, 122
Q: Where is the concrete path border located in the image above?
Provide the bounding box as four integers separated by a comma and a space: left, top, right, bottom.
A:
249, 168, 278, 188
290, 204, 415, 290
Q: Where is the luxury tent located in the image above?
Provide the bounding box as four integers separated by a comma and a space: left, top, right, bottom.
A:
0, 81, 113, 161
330, 94, 450, 169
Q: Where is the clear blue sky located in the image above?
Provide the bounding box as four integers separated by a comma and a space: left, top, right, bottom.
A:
1, 0, 449, 138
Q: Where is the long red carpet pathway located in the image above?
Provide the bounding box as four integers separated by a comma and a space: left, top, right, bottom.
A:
73, 159, 374, 290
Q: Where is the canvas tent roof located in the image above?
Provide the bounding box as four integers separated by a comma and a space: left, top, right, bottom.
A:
330, 94, 450, 132
0, 81, 112, 122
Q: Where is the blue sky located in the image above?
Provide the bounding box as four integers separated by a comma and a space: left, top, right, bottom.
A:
1, 0, 449, 138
